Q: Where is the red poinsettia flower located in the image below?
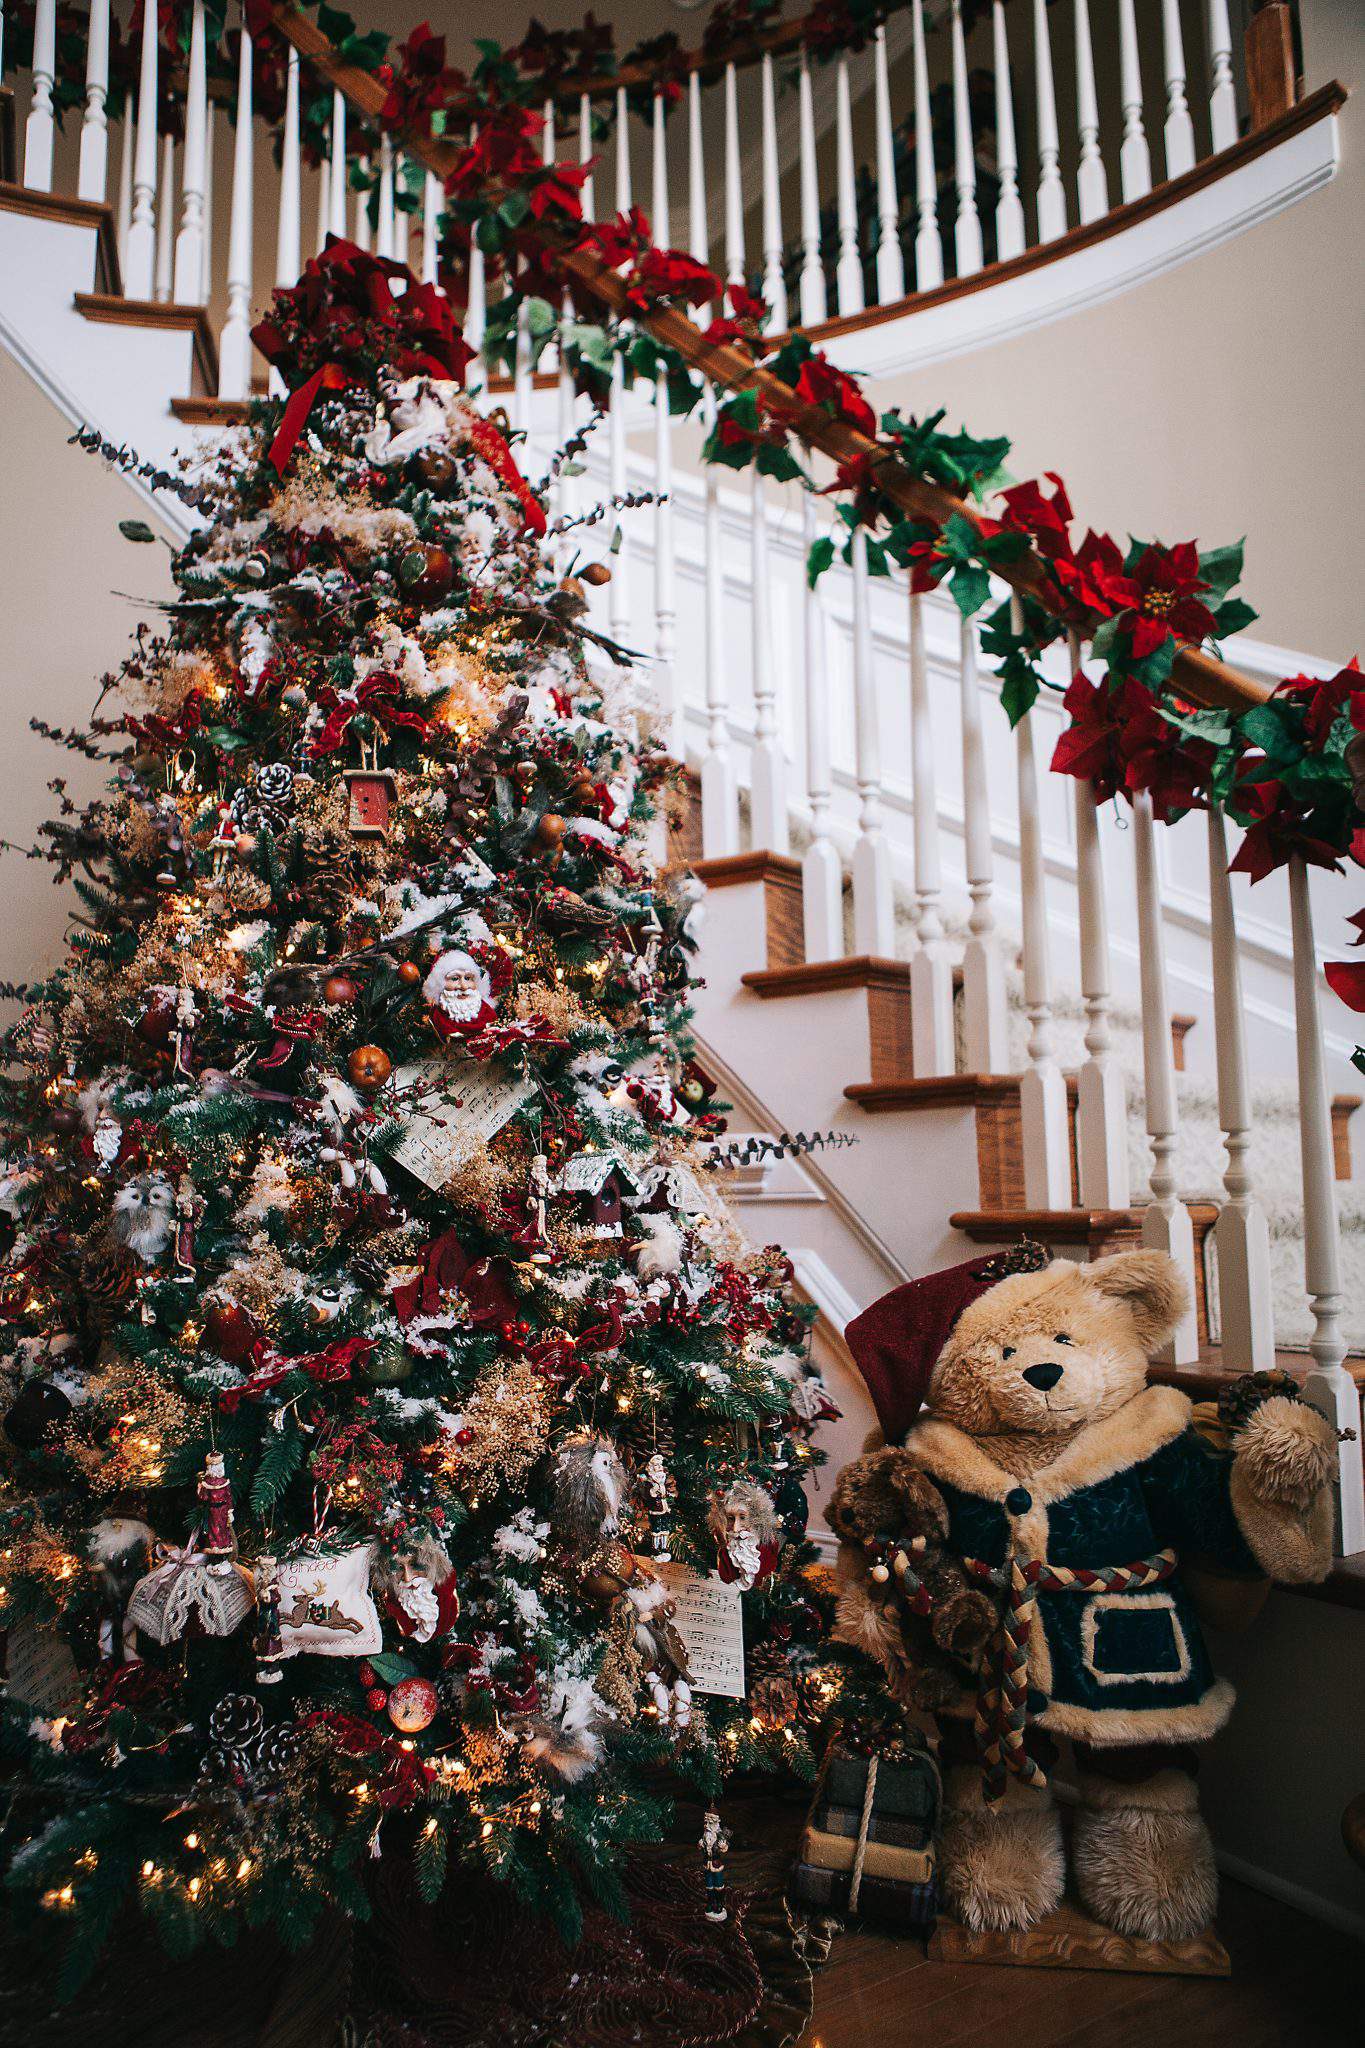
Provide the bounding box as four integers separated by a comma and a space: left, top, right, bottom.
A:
793, 353, 877, 437
999, 472, 1075, 561
624, 245, 723, 314
584, 206, 652, 270
1273, 658, 1365, 748
725, 284, 769, 325
1082, 538, 1219, 659
1050, 672, 1125, 801
1227, 776, 1349, 884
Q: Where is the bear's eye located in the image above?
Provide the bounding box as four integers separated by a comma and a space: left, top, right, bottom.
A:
1002, 1346, 1015, 1360
1053, 1333, 1072, 1345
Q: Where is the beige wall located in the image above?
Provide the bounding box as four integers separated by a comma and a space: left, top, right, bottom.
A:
0, 350, 176, 1011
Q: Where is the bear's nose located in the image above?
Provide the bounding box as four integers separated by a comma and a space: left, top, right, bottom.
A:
1021, 1362, 1064, 1392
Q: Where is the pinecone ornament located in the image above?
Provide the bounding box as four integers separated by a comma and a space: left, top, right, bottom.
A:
209, 1691, 265, 1752
252, 1721, 302, 1786
79, 1235, 138, 1327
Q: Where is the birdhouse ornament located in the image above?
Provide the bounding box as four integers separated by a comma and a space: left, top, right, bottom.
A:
344, 726, 397, 838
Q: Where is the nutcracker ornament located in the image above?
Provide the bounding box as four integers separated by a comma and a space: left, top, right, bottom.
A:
197, 1451, 237, 1575
173, 1172, 202, 1281
699, 1809, 730, 1923
526, 1153, 552, 1264
254, 1552, 285, 1683
642, 1449, 672, 1561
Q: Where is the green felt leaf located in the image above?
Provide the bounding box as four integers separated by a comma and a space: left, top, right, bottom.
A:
950, 563, 991, 618
806, 536, 835, 588
118, 519, 156, 543
1198, 540, 1245, 600
1000, 665, 1041, 727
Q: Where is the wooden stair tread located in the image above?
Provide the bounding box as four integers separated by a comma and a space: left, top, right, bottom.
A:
1, 177, 121, 293
172, 395, 250, 426
74, 290, 217, 391
847, 1072, 1023, 1110
693, 851, 802, 888
951, 1203, 1219, 1241
742, 954, 909, 998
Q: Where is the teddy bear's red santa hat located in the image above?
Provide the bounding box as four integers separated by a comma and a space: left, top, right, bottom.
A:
845, 1240, 1050, 1443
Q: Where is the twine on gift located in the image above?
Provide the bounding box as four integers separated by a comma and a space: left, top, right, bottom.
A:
847, 1753, 880, 1916
965, 1545, 1178, 1804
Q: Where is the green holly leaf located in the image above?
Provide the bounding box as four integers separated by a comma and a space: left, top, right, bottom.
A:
498, 190, 531, 230
368, 1651, 416, 1684
1210, 597, 1258, 640
1198, 540, 1245, 601
949, 563, 991, 619
118, 519, 156, 543
1000, 665, 1041, 727
806, 536, 835, 588
474, 213, 506, 255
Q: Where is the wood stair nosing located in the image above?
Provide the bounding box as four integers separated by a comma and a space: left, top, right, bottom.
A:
73, 290, 217, 394
171, 395, 251, 427
0, 175, 122, 295
952, 1202, 1221, 1343
694, 848, 806, 974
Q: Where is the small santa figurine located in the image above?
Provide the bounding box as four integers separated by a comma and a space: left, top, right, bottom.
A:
197, 1451, 237, 1575
423, 948, 500, 1042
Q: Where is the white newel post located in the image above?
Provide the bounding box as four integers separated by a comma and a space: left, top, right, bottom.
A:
174, 0, 208, 304
958, 615, 1008, 1072
834, 56, 864, 315
700, 395, 738, 859
908, 591, 954, 1074
797, 47, 828, 326
1160, 0, 1197, 178
1072, 0, 1109, 224
1013, 612, 1070, 1206
911, 0, 943, 290
760, 53, 789, 330
1206, 0, 1238, 154
328, 90, 347, 241
274, 45, 301, 290
1032, 0, 1067, 242
991, 1, 1026, 261
154, 131, 175, 303
872, 26, 905, 304
1068, 639, 1129, 1206
77, 0, 111, 203
950, 0, 984, 277
23, 0, 56, 191
724, 62, 745, 292
1205, 808, 1273, 1367
802, 499, 842, 961
651, 95, 679, 758
1288, 857, 1365, 1554
1131, 789, 1200, 1363
1117, 0, 1153, 202
218, 20, 254, 401
850, 530, 894, 958
125, 0, 159, 297
749, 472, 787, 853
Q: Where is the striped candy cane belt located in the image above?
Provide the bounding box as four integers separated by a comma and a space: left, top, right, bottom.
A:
963, 1546, 1179, 1804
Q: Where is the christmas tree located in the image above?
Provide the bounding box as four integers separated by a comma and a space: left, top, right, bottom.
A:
0, 241, 838, 1990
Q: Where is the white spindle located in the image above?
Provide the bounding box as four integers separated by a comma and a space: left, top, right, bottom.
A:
353, 163, 372, 252
651, 97, 679, 757
314, 142, 329, 255
1032, 0, 1067, 242
850, 530, 894, 957
749, 473, 787, 853
760, 53, 789, 329
1014, 608, 1070, 1206
376, 134, 396, 259
512, 297, 532, 438
1206, 0, 1237, 153
908, 591, 954, 1073
173, 0, 207, 303
834, 55, 864, 314
1205, 808, 1273, 1366
802, 498, 842, 962
422, 170, 440, 283
77, 0, 111, 203
116, 115, 134, 273
958, 615, 1007, 1072
328, 89, 347, 240
1117, 0, 1153, 201
608, 91, 631, 647
1068, 641, 1129, 1205
153, 132, 175, 303
579, 93, 595, 221
200, 105, 215, 301
948, 1, 984, 277
1160, 0, 1197, 177
273, 45, 301, 290
465, 238, 486, 391
699, 393, 738, 859
723, 62, 745, 292
1289, 856, 1365, 1554
687, 73, 706, 265
23, 0, 55, 190
991, 1, 1026, 261
218, 21, 254, 401
872, 26, 905, 304
797, 47, 828, 325
125, 0, 159, 297
911, 0, 943, 290
1132, 788, 1200, 1363
1073, 0, 1109, 223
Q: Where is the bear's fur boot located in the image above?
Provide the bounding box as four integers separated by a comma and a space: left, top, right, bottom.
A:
940, 1765, 1064, 1933
1071, 1761, 1217, 1942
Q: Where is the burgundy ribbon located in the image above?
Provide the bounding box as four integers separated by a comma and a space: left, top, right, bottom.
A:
267, 362, 350, 476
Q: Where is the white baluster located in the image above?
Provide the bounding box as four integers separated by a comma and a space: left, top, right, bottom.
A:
273, 44, 301, 290
802, 498, 842, 961
116, 115, 134, 274
834, 55, 864, 314
949, 0, 984, 276
1073, 0, 1109, 223
1289, 856, 1365, 1554
650, 96, 679, 757
1205, 808, 1273, 1366
465, 236, 486, 392
908, 591, 954, 1073
850, 530, 894, 957
649, 89, 668, 246
153, 132, 174, 303
1033, 0, 1067, 242
1206, 0, 1237, 153
699, 390, 738, 859
797, 46, 828, 325
1013, 603, 1070, 1207
314, 140, 330, 255
353, 162, 371, 252
422, 170, 440, 283
77, 0, 111, 203
23, 0, 55, 190
911, 0, 943, 290
579, 91, 595, 219
760, 52, 789, 329
1160, 0, 1197, 177
1117, 0, 1153, 201
200, 104, 215, 300
615, 83, 630, 217
991, 1, 1026, 261
1132, 788, 1200, 1363
328, 89, 347, 240
872, 25, 905, 305
749, 473, 787, 853
1069, 641, 1129, 1204
218, 20, 254, 401
512, 296, 532, 438
687, 72, 706, 264
958, 614, 1007, 1072
125, 0, 159, 297
723, 61, 745, 293
173, 0, 207, 303
376, 134, 396, 259
608, 91, 631, 647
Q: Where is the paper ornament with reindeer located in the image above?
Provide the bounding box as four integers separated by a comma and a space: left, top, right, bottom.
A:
275, 1543, 382, 1658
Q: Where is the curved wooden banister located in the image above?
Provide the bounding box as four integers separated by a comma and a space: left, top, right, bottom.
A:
269, 0, 1271, 719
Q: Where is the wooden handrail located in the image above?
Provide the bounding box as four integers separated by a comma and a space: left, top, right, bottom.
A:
268, 0, 1271, 719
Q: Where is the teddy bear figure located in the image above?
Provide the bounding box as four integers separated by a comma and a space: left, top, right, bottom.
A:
842, 1242, 1337, 1943
828, 1446, 1000, 1710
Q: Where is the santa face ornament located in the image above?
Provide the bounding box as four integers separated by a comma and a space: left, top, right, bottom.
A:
423, 949, 499, 1041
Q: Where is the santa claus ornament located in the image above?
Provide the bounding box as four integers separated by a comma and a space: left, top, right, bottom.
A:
423, 949, 500, 1042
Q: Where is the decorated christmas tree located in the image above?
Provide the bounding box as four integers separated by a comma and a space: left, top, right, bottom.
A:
0, 241, 839, 1990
